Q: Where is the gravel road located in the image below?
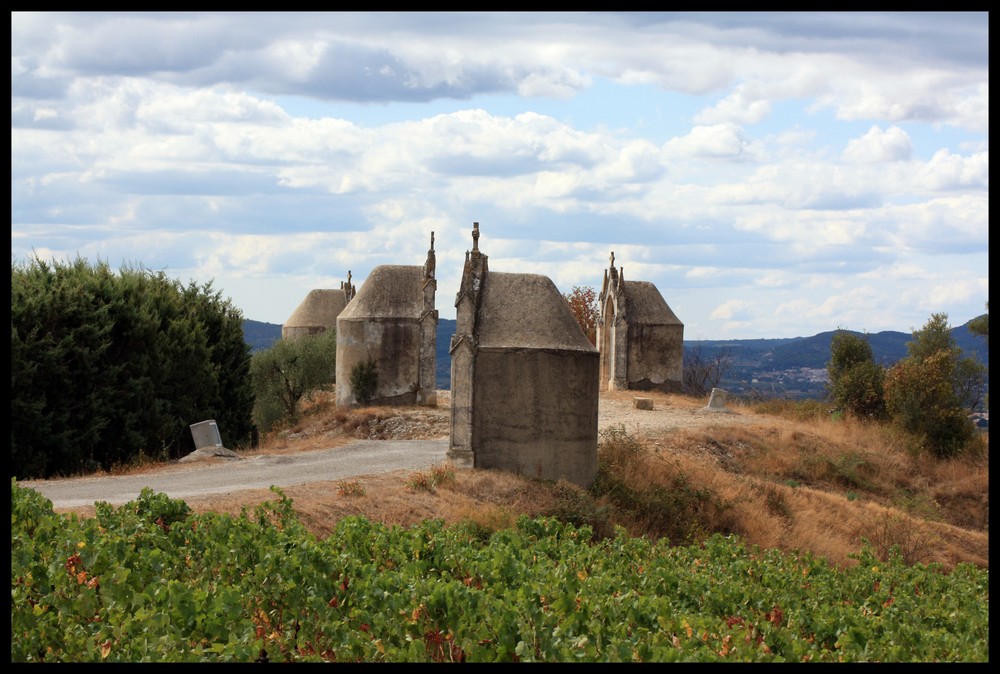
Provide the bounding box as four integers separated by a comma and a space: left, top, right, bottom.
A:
20, 392, 752, 510
20, 439, 450, 509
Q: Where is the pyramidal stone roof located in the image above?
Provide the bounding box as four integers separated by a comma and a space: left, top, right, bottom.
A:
620, 280, 682, 326
284, 289, 349, 328
338, 265, 424, 320
476, 271, 597, 352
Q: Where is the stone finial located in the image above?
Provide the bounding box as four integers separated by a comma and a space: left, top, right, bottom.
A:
344, 270, 355, 302
472, 222, 480, 253
609, 251, 615, 269
424, 231, 436, 280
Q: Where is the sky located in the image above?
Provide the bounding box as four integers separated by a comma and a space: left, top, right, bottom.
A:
11, 12, 989, 340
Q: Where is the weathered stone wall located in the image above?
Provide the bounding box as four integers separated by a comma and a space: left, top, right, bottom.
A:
472, 347, 599, 488
281, 324, 328, 342
335, 258, 437, 408
335, 317, 423, 406
447, 337, 475, 464
625, 323, 684, 392
600, 316, 630, 392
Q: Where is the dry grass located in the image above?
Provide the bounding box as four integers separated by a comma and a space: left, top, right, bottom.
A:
658, 405, 989, 570
59, 390, 988, 573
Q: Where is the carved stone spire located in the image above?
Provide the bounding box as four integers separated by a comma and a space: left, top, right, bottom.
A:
450, 222, 487, 465
455, 222, 489, 327
343, 269, 355, 302
423, 231, 436, 280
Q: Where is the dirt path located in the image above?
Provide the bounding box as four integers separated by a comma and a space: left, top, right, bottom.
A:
19, 439, 451, 509
20, 389, 763, 510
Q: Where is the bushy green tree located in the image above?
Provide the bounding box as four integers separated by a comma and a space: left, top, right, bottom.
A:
884, 313, 982, 458
11, 256, 254, 478
827, 330, 887, 420
906, 313, 986, 411
250, 328, 338, 433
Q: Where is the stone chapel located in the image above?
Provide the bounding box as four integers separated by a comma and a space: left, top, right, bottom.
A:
281, 273, 356, 341
597, 252, 684, 393
448, 223, 599, 488
335, 233, 438, 407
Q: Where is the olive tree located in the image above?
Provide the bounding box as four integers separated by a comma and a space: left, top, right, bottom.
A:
250, 328, 337, 434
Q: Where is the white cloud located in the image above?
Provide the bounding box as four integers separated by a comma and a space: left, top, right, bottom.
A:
10, 12, 989, 336
710, 299, 751, 320
695, 82, 773, 126
664, 124, 756, 160
843, 125, 913, 163
917, 149, 989, 190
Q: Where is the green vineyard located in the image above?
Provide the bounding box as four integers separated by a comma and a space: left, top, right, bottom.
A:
11, 479, 988, 663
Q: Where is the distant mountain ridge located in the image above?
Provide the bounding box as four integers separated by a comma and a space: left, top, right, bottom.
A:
242, 320, 282, 353
242, 315, 988, 397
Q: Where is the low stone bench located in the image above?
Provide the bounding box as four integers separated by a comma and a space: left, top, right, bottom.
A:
633, 397, 653, 410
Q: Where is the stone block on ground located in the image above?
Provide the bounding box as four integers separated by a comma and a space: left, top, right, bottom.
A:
190, 419, 223, 449
634, 397, 653, 410
706, 388, 729, 410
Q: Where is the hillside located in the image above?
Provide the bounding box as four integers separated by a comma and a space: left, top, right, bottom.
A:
242, 314, 989, 398
242, 319, 282, 352
54, 388, 988, 573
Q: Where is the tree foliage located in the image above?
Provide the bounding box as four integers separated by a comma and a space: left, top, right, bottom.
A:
11, 256, 254, 479
904, 313, 954, 363
826, 331, 887, 420
883, 313, 982, 458
967, 301, 987, 347
250, 328, 338, 433
965, 302, 988, 409
563, 286, 599, 346
905, 313, 986, 411
884, 352, 975, 458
